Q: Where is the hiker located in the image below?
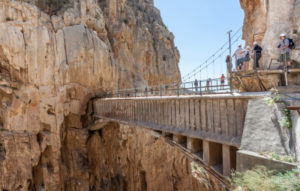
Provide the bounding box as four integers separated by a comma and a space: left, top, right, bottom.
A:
252, 42, 262, 70
165, 84, 169, 95
144, 87, 148, 96
278, 33, 292, 68
232, 45, 245, 70
194, 79, 198, 92
206, 78, 211, 92
220, 74, 225, 88
242, 46, 251, 71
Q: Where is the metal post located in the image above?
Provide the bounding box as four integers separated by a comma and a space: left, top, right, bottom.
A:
230, 76, 233, 93
200, 80, 202, 95
160, 85, 162, 97
227, 30, 233, 93
227, 30, 232, 57
146, 87, 148, 97
284, 53, 288, 86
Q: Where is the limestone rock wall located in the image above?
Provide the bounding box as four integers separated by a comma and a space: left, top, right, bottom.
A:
0, 0, 180, 190
83, 123, 225, 191
240, 0, 300, 69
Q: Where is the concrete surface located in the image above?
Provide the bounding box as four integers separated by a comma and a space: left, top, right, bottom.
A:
237, 150, 298, 173
291, 111, 300, 163
241, 99, 289, 155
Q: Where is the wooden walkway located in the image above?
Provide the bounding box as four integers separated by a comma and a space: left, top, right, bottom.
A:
93, 93, 264, 147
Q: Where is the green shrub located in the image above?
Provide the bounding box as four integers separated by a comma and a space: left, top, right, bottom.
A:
280, 116, 292, 129
265, 93, 281, 106
232, 166, 300, 191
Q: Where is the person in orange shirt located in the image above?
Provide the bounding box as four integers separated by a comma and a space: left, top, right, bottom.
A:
220, 74, 225, 88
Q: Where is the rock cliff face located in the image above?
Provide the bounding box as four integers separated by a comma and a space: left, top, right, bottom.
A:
80, 123, 225, 191
241, 0, 300, 69
0, 0, 180, 190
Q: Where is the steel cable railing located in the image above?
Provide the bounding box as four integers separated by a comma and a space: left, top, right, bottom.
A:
182, 27, 243, 82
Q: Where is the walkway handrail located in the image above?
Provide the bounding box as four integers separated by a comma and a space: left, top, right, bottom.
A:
103, 77, 233, 98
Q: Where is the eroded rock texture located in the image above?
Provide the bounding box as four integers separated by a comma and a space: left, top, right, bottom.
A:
0, 0, 180, 190
83, 123, 225, 191
241, 0, 300, 69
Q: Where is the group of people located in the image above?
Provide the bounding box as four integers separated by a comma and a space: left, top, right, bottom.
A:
232, 42, 262, 71
194, 74, 226, 92
232, 33, 294, 71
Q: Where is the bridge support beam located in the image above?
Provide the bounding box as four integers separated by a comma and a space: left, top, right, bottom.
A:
173, 134, 186, 144
203, 141, 222, 166
187, 137, 202, 153
222, 145, 235, 176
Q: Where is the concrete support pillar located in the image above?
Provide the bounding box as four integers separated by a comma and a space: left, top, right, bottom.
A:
222, 145, 237, 176
203, 140, 210, 164
222, 145, 231, 176
173, 134, 186, 144
187, 137, 202, 153
203, 140, 222, 166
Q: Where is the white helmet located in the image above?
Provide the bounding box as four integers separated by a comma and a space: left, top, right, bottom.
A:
246, 45, 251, 49
253, 41, 258, 45
280, 33, 286, 37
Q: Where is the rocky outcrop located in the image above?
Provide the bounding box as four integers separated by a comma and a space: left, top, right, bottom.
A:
241, 0, 300, 69
0, 0, 180, 190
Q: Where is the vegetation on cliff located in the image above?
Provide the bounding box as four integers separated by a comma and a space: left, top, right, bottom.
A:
232, 166, 300, 191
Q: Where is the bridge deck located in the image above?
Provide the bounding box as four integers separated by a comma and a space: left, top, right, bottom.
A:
93, 93, 265, 147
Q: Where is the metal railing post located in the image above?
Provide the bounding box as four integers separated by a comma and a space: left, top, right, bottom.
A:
145, 87, 148, 97
200, 80, 202, 95
230, 76, 233, 93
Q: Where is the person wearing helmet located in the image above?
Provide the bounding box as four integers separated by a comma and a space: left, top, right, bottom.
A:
252, 42, 262, 70
278, 33, 291, 67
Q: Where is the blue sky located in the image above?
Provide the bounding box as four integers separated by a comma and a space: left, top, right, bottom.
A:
154, 0, 245, 81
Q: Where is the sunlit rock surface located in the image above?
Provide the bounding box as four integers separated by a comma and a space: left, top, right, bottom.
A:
0, 0, 181, 190
241, 0, 300, 69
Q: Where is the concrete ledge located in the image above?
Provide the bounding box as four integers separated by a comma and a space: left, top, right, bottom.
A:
237, 150, 298, 173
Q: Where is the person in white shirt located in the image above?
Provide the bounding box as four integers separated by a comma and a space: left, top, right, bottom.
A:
232, 45, 245, 70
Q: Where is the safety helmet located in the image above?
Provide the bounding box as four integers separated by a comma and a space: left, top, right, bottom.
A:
280, 33, 286, 37
253, 41, 258, 45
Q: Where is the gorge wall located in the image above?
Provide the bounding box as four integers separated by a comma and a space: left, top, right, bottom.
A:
241, 0, 300, 69
0, 0, 181, 190
62, 123, 225, 191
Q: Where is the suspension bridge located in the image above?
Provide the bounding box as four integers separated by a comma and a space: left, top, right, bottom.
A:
181, 27, 242, 83
103, 27, 244, 98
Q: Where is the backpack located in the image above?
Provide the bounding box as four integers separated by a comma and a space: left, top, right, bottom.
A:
288, 38, 295, 49
254, 45, 262, 54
